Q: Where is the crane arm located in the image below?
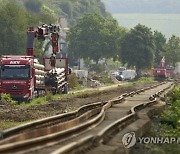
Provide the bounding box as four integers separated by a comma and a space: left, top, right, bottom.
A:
26, 24, 61, 57
160, 56, 165, 68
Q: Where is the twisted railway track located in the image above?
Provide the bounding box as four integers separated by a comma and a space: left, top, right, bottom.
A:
0, 81, 175, 154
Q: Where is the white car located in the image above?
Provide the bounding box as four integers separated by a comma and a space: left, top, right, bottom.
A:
111, 71, 119, 77
121, 70, 136, 80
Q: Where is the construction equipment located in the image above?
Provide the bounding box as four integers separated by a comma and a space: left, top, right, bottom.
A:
0, 24, 69, 101
152, 57, 174, 79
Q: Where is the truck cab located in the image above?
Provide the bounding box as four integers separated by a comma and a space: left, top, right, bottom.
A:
0, 56, 35, 101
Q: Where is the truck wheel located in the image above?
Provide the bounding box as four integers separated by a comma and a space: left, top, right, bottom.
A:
62, 83, 68, 94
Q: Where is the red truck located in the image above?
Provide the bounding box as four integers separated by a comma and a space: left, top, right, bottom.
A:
0, 24, 69, 101
152, 57, 174, 79
0, 56, 45, 100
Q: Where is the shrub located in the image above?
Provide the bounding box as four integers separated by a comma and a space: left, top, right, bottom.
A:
45, 90, 53, 101
68, 73, 81, 89
89, 64, 105, 73
160, 86, 180, 137
100, 75, 112, 84
170, 87, 180, 102
1, 93, 16, 105
137, 77, 154, 84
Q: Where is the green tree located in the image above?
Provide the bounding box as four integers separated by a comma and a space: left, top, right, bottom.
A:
104, 18, 126, 60
164, 35, 180, 66
59, 0, 73, 18
120, 24, 154, 76
67, 13, 122, 64
0, 3, 28, 56
59, 0, 110, 25
24, 0, 42, 13
153, 30, 166, 67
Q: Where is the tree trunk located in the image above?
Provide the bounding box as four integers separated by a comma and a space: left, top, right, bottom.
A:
136, 67, 141, 78
95, 59, 98, 65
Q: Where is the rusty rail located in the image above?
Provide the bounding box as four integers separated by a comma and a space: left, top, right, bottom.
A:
1, 101, 107, 139
51, 82, 174, 154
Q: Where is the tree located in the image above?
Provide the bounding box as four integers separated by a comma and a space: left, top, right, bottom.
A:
153, 30, 166, 67
67, 13, 123, 64
164, 35, 180, 66
24, 0, 42, 13
103, 18, 126, 60
59, 0, 73, 18
58, 0, 110, 26
120, 24, 154, 76
0, 3, 28, 56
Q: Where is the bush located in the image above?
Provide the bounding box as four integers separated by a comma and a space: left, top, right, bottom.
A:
1, 93, 16, 105
160, 86, 180, 137
89, 64, 105, 73
100, 75, 112, 84
169, 86, 180, 102
25, 0, 42, 13
137, 77, 154, 84
68, 73, 81, 89
45, 90, 53, 101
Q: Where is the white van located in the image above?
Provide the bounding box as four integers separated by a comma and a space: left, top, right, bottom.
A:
121, 70, 136, 80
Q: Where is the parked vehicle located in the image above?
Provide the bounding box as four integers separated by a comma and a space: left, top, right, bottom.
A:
118, 67, 126, 75
121, 70, 136, 80
111, 71, 119, 77
152, 57, 174, 79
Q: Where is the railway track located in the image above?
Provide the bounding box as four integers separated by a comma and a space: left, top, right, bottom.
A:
0, 81, 175, 154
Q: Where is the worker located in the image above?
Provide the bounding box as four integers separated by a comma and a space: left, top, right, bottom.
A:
49, 53, 56, 69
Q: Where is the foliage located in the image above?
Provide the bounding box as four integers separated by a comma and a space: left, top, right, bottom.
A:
68, 73, 81, 89
0, 2, 28, 56
153, 31, 166, 67
163, 35, 180, 67
24, 0, 42, 13
59, 0, 110, 25
169, 86, 180, 102
68, 13, 124, 63
89, 64, 105, 73
136, 77, 154, 84
0, 0, 109, 57
100, 75, 112, 84
0, 121, 31, 130
159, 86, 180, 137
26, 97, 46, 106
120, 24, 154, 76
0, 2, 55, 58
1, 0, 110, 26
1, 93, 16, 105
45, 90, 53, 101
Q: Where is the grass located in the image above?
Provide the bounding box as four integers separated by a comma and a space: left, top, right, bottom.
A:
136, 77, 154, 84
159, 87, 180, 137
0, 120, 32, 130
21, 97, 47, 107
1, 93, 17, 105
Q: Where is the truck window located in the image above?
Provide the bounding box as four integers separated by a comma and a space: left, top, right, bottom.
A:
0, 65, 30, 79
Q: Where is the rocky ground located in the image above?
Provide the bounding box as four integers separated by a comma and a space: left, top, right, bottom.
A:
0, 82, 157, 130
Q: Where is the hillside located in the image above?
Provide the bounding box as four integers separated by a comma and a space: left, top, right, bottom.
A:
0, 0, 110, 25
102, 0, 180, 13
0, 0, 110, 57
